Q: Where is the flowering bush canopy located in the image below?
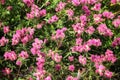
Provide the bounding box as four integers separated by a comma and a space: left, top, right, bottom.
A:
0, 0, 120, 80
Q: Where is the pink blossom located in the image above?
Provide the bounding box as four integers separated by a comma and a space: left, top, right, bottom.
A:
76, 37, 83, 45
4, 51, 17, 61
93, 14, 103, 23
78, 55, 86, 65
112, 37, 120, 47
102, 11, 114, 19
55, 1, 66, 12
69, 65, 75, 72
0, 37, 9, 46
87, 39, 102, 47
48, 15, 59, 24
2, 68, 12, 75
68, 56, 74, 61
0, 0, 5, 5
44, 76, 52, 80
112, 19, 120, 28
55, 64, 61, 71
3, 26, 10, 34
104, 70, 113, 78
72, 0, 80, 6
85, 26, 95, 35
16, 60, 22, 66
52, 53, 62, 63
40, 9, 46, 17
23, 0, 34, 7
66, 9, 74, 17
19, 51, 29, 59
7, 6, 12, 11
95, 64, 106, 76
97, 24, 113, 37
92, 3, 101, 11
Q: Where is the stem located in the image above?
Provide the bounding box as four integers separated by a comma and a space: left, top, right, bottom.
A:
16, 66, 21, 79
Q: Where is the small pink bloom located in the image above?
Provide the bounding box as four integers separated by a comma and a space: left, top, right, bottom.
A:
55, 64, 61, 71
44, 76, 52, 80
16, 60, 22, 66
3, 26, 10, 34
104, 70, 113, 78
2, 67, 12, 75
79, 55, 86, 65
69, 65, 75, 72
68, 56, 74, 61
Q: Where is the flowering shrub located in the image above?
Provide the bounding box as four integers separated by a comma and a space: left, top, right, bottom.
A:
0, 0, 120, 80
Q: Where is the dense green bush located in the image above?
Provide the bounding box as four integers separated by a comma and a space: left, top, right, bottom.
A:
0, 0, 120, 80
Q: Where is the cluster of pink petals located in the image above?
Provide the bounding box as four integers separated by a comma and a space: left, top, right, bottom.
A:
112, 37, 120, 47
0, 0, 5, 5
66, 75, 78, 80
69, 65, 75, 72
111, 0, 120, 4
93, 14, 103, 23
0, 37, 9, 46
72, 23, 85, 36
112, 18, 120, 28
26, 4, 46, 19
92, 3, 101, 11
34, 53, 46, 80
2, 67, 12, 75
18, 51, 29, 59
91, 49, 117, 78
55, 1, 66, 12
97, 24, 113, 37
91, 49, 117, 63
95, 63, 113, 78
85, 26, 95, 35
78, 55, 87, 65
48, 15, 59, 24
87, 39, 102, 47
48, 50, 62, 63
44, 76, 52, 80
102, 11, 114, 19
23, 0, 34, 7
12, 27, 34, 45
3, 26, 10, 34
4, 51, 17, 61
51, 27, 67, 40
72, 38, 101, 53
30, 38, 43, 55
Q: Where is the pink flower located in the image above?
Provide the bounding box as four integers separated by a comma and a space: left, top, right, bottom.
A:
19, 51, 29, 59
2, 68, 12, 75
92, 3, 101, 11
112, 19, 120, 28
68, 56, 74, 61
76, 37, 83, 45
93, 14, 103, 23
104, 70, 113, 78
97, 24, 113, 37
55, 1, 66, 12
39, 9, 46, 17
23, 0, 34, 7
4, 51, 17, 61
72, 0, 80, 6
16, 60, 22, 66
52, 53, 62, 63
7, 6, 12, 11
78, 55, 86, 65
105, 49, 117, 63
0, 0, 5, 5
44, 76, 52, 80
66, 9, 74, 17
3, 26, 10, 34
95, 64, 106, 76
111, 0, 117, 4
69, 65, 75, 72
87, 39, 102, 47
55, 64, 61, 71
85, 26, 95, 35
102, 11, 114, 19
112, 37, 120, 47
80, 15, 87, 22
48, 15, 59, 24
0, 37, 9, 46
